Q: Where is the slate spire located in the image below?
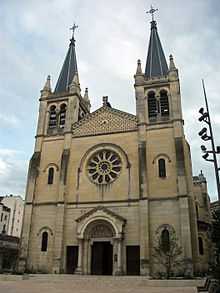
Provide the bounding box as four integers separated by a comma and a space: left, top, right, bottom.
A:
145, 20, 168, 79
54, 25, 79, 94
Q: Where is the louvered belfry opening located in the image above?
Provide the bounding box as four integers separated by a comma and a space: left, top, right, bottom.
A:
148, 91, 157, 119
48, 105, 57, 128
59, 104, 67, 128
160, 90, 169, 117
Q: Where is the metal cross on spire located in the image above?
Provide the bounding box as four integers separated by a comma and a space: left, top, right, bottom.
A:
146, 5, 158, 21
70, 23, 78, 40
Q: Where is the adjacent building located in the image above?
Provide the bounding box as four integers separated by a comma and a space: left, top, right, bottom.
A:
193, 172, 212, 273
19, 12, 212, 276
2, 195, 24, 238
0, 199, 10, 234
0, 195, 23, 272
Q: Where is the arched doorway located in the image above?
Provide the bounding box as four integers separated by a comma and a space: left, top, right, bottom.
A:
85, 220, 115, 275
75, 206, 126, 275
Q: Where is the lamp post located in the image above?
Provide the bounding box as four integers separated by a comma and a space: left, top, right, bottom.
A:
198, 79, 220, 201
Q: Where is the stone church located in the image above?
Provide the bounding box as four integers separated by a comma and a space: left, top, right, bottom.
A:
19, 15, 212, 276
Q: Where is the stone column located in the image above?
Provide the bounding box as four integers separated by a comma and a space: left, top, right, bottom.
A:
116, 239, 122, 275
87, 241, 91, 275
139, 199, 150, 276
52, 204, 65, 274
179, 197, 193, 277
75, 239, 83, 274
83, 240, 89, 274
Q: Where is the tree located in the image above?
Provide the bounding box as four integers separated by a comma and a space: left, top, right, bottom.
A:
212, 208, 220, 281
152, 228, 183, 279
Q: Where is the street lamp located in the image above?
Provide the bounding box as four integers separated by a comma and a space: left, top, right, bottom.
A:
198, 79, 220, 201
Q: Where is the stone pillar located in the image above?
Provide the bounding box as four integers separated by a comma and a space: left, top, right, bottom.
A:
83, 240, 89, 274
52, 204, 65, 274
179, 196, 193, 277
87, 241, 91, 275
116, 239, 122, 275
139, 199, 150, 276
75, 239, 83, 274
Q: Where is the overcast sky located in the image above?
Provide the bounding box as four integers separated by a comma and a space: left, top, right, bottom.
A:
0, 0, 220, 201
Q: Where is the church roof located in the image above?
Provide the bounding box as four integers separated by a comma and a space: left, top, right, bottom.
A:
54, 37, 78, 94
145, 20, 168, 79
72, 105, 137, 137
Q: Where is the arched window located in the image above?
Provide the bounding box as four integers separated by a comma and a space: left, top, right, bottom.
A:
198, 237, 204, 255
59, 104, 67, 128
160, 90, 169, 117
48, 167, 54, 185
48, 105, 57, 128
41, 231, 48, 252
158, 158, 166, 178
2, 224, 6, 234
161, 229, 170, 253
148, 91, 157, 118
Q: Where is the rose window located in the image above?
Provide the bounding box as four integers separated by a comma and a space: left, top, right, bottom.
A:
87, 150, 122, 185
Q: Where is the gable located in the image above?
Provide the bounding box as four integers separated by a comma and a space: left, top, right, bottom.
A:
76, 206, 126, 223
72, 106, 137, 138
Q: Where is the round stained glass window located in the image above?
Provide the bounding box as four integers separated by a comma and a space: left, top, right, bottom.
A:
87, 150, 122, 185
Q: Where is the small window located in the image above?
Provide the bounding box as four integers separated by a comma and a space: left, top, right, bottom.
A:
198, 237, 204, 255
4, 215, 7, 221
59, 104, 67, 128
48, 105, 57, 129
161, 229, 170, 253
148, 91, 157, 118
158, 158, 166, 178
48, 167, 54, 185
160, 90, 169, 116
0, 213, 3, 222
41, 231, 48, 252
2, 224, 6, 234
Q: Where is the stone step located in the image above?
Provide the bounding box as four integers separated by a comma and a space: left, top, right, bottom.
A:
0, 275, 206, 293
26, 274, 204, 287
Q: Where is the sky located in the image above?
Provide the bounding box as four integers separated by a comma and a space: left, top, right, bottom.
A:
0, 0, 220, 201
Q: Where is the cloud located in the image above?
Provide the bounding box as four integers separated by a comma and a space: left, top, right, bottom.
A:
0, 148, 28, 197
0, 113, 20, 128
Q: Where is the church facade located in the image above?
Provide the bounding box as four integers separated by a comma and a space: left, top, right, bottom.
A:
19, 16, 212, 276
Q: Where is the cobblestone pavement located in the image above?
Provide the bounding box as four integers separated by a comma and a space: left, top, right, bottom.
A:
0, 276, 200, 293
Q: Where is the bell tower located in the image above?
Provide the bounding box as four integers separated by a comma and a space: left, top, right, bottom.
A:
36, 24, 90, 146
134, 7, 196, 276
19, 25, 91, 273
135, 9, 183, 127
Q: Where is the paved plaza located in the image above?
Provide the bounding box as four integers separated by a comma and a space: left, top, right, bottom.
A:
0, 275, 203, 293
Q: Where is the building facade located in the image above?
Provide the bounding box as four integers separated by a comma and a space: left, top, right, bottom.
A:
19, 16, 212, 276
2, 195, 24, 238
192, 172, 212, 273
0, 199, 10, 234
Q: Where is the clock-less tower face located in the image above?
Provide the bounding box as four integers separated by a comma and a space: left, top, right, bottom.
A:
87, 149, 122, 185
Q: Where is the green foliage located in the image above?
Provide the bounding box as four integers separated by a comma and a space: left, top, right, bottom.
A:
212, 208, 220, 281
212, 209, 220, 253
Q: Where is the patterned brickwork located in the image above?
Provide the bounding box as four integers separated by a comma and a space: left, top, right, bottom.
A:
72, 106, 137, 137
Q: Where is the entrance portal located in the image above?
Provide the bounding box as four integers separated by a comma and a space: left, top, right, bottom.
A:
91, 242, 113, 275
